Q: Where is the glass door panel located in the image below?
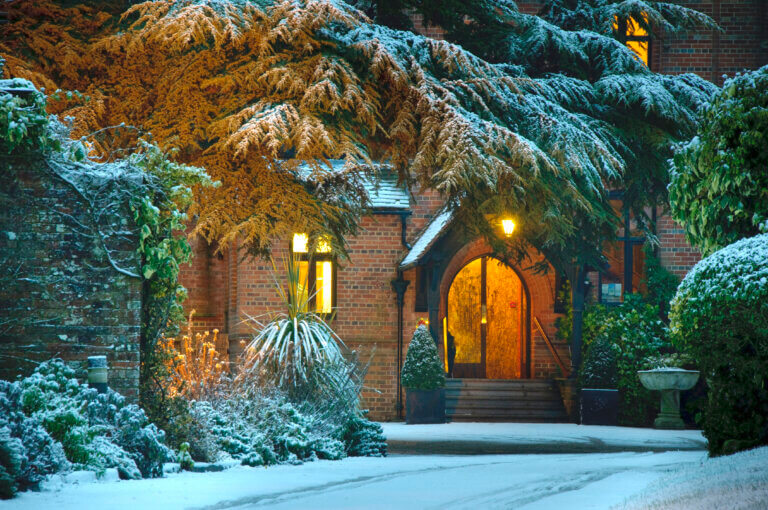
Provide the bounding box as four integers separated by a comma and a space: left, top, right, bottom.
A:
448, 258, 482, 376
486, 259, 522, 379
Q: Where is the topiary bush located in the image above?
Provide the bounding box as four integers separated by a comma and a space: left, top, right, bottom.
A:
670, 234, 768, 455
400, 325, 445, 390
582, 294, 671, 426
580, 337, 618, 389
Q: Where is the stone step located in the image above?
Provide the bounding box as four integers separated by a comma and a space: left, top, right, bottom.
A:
447, 399, 565, 410
444, 378, 567, 423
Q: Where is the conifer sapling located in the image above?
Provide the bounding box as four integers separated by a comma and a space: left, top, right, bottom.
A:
400, 325, 445, 391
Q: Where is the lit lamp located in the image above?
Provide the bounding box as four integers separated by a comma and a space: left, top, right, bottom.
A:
501, 218, 515, 237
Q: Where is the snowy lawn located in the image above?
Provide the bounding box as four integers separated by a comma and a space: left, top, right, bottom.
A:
382, 422, 707, 454
617, 446, 768, 510
4, 451, 707, 510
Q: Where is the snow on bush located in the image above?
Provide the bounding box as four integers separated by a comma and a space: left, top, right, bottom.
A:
400, 325, 445, 391
670, 234, 768, 455
0, 359, 173, 498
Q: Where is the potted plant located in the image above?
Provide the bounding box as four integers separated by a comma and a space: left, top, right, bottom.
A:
401, 325, 446, 424
580, 337, 619, 425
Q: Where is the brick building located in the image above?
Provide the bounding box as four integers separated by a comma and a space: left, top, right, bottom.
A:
180, 2, 767, 421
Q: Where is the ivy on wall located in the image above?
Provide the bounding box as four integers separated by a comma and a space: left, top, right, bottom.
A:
1, 74, 214, 409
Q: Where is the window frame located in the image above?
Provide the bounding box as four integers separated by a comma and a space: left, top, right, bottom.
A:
290, 235, 338, 317
616, 16, 652, 67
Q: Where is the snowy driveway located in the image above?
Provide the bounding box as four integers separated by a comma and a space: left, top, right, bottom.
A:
6, 451, 706, 510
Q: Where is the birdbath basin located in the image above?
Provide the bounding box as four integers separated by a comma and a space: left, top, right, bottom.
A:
638, 369, 699, 429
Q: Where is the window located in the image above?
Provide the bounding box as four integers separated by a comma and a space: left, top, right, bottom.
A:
292, 233, 336, 315
615, 15, 650, 66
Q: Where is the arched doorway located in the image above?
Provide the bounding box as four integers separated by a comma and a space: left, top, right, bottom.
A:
446, 256, 529, 379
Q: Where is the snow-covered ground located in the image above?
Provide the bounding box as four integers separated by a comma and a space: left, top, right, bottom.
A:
617, 446, 768, 510
4, 451, 707, 510
382, 422, 707, 454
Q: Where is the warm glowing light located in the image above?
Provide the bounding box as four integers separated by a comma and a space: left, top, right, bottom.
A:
443, 317, 449, 372
501, 219, 515, 237
316, 236, 332, 253
316, 261, 333, 314
614, 14, 649, 65
292, 233, 308, 253
481, 304, 487, 324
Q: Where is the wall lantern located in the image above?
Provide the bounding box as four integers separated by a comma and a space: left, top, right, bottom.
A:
501, 218, 515, 237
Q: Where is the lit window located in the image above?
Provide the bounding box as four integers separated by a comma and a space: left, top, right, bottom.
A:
291, 233, 336, 315
614, 15, 650, 66
292, 233, 309, 254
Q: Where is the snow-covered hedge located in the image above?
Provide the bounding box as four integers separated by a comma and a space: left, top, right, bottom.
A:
0, 359, 173, 498
400, 325, 445, 391
670, 234, 768, 455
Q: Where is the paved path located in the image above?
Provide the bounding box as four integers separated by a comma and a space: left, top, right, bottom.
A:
5, 424, 708, 510
382, 421, 707, 454
6, 451, 708, 510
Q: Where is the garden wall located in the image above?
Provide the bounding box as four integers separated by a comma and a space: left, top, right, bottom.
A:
0, 157, 142, 398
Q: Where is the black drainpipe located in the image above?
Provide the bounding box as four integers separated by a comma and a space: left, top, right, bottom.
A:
390, 211, 411, 420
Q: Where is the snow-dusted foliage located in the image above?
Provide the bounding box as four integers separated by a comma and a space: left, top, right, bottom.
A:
670, 235, 768, 455
0, 359, 173, 498
1, 0, 717, 269
339, 413, 387, 457
670, 65, 768, 256
188, 396, 347, 467
400, 325, 445, 391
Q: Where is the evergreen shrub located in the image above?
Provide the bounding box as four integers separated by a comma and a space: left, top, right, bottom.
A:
0, 359, 173, 498
670, 66, 768, 256
400, 325, 445, 391
582, 295, 671, 425
580, 337, 618, 389
670, 234, 768, 455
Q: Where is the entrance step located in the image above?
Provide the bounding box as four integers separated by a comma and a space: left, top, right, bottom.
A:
445, 379, 568, 422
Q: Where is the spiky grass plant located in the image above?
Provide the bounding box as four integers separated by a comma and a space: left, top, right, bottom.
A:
239, 253, 345, 389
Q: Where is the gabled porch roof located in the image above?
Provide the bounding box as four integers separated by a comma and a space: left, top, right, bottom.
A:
400, 208, 455, 270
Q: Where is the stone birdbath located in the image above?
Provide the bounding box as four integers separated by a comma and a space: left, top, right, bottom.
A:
637, 368, 700, 430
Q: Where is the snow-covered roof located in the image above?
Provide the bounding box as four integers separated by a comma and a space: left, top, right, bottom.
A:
400, 208, 455, 269
297, 160, 410, 210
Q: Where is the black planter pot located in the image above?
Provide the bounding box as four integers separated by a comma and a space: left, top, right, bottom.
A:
405, 388, 446, 424
580, 388, 619, 426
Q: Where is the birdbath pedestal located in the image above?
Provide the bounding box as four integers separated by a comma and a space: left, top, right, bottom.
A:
637, 368, 700, 430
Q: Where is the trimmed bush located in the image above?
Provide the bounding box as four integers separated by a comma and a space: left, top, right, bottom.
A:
580, 337, 618, 389
670, 234, 768, 455
582, 295, 671, 426
400, 325, 445, 390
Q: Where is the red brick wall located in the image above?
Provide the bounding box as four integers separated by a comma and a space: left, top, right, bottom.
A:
656, 213, 702, 278
654, 1, 767, 84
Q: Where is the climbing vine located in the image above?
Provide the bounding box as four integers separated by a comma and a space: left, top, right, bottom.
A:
1, 73, 214, 421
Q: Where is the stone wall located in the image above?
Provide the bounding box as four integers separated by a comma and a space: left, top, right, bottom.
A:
0, 157, 142, 398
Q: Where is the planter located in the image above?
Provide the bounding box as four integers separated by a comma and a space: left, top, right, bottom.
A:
580, 388, 619, 426
405, 388, 446, 424
638, 369, 700, 430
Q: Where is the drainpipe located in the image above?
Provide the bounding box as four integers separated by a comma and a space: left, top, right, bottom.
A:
391, 212, 412, 420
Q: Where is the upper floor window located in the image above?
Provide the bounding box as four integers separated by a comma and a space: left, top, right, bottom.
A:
615, 15, 650, 66
291, 233, 335, 315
